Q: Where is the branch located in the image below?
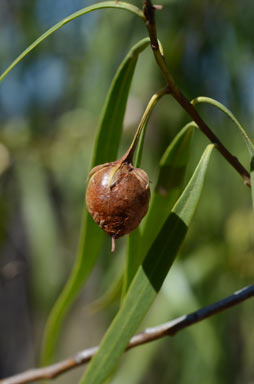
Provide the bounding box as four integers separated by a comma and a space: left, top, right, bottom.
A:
143, 0, 251, 187
1, 285, 253, 384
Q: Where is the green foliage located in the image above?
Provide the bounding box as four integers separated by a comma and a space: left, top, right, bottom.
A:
192, 96, 254, 209
123, 122, 195, 294
0, 2, 144, 84
41, 38, 149, 365
251, 158, 254, 210
191, 97, 254, 156
16, 156, 64, 309
141, 122, 196, 257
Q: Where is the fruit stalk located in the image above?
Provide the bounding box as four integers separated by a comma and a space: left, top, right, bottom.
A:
86, 87, 169, 251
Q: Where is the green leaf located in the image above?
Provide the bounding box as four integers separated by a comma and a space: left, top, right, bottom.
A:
40, 38, 150, 366
15, 156, 64, 309
92, 38, 150, 165
123, 122, 196, 294
123, 90, 171, 296
142, 122, 196, 256
113, 262, 222, 384
122, 228, 141, 297
134, 91, 167, 168
0, 2, 144, 84
191, 96, 254, 208
79, 144, 214, 384
250, 157, 254, 210
191, 96, 254, 156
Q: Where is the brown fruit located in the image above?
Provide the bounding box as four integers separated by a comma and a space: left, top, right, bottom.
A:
86, 159, 150, 251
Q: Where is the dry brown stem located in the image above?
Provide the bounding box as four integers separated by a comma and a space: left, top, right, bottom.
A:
143, 0, 251, 186
1, 285, 253, 384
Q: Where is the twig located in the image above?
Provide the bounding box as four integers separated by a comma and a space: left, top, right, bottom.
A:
143, 0, 251, 187
1, 285, 253, 384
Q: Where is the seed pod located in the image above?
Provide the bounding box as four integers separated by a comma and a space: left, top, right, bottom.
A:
84, 90, 169, 251
86, 159, 150, 251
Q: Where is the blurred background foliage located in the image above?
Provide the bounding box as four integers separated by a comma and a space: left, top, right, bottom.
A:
0, 0, 253, 382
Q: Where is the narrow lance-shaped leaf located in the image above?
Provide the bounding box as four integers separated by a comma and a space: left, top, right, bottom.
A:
15, 157, 64, 308
250, 157, 254, 210
123, 228, 142, 297
134, 91, 166, 169
123, 122, 196, 295
0, 2, 144, 84
142, 122, 196, 259
192, 96, 254, 208
41, 38, 150, 366
191, 96, 254, 156
123, 90, 170, 296
79, 144, 214, 384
